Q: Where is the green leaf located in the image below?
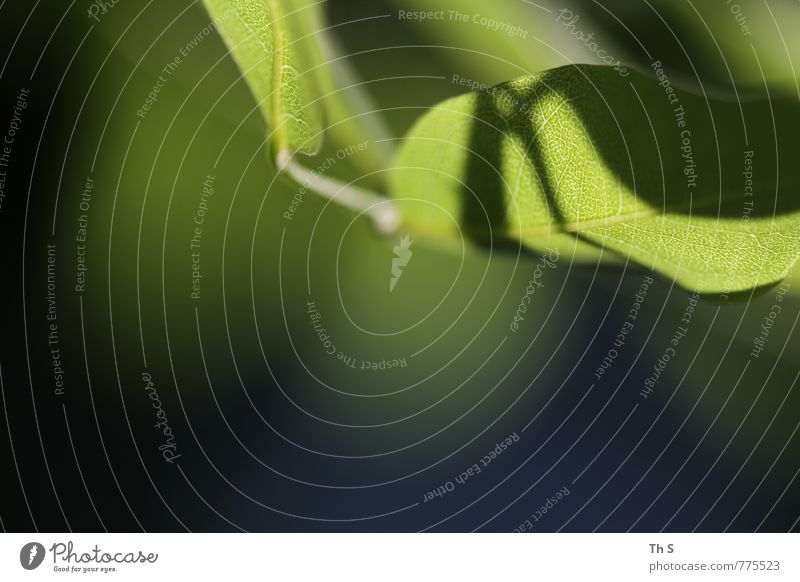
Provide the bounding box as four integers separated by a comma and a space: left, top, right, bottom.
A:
311, 30, 395, 176
387, 0, 579, 83
628, 0, 800, 90
203, 0, 393, 172
388, 64, 800, 294
203, 0, 323, 156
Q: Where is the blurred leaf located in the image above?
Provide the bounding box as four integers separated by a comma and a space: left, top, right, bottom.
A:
389, 64, 800, 294
312, 30, 395, 175
387, 0, 586, 85
204, 0, 394, 172
203, 0, 324, 157
639, 0, 800, 91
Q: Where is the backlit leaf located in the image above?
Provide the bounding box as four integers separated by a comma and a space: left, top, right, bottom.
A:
389, 64, 800, 294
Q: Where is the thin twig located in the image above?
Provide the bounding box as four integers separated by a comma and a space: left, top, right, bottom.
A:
276, 150, 400, 234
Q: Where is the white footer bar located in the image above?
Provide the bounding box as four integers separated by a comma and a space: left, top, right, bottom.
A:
1, 533, 797, 581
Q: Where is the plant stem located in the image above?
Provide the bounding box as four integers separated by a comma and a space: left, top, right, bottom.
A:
276, 150, 401, 234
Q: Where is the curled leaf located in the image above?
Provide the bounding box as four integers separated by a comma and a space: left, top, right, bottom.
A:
389, 64, 800, 294
204, 0, 393, 172
203, 0, 324, 158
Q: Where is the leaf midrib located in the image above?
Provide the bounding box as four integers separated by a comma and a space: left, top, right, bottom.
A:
403, 191, 775, 239
265, 0, 287, 156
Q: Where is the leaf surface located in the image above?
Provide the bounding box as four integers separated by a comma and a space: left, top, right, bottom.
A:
204, 0, 393, 170
204, 0, 325, 156
389, 64, 800, 293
